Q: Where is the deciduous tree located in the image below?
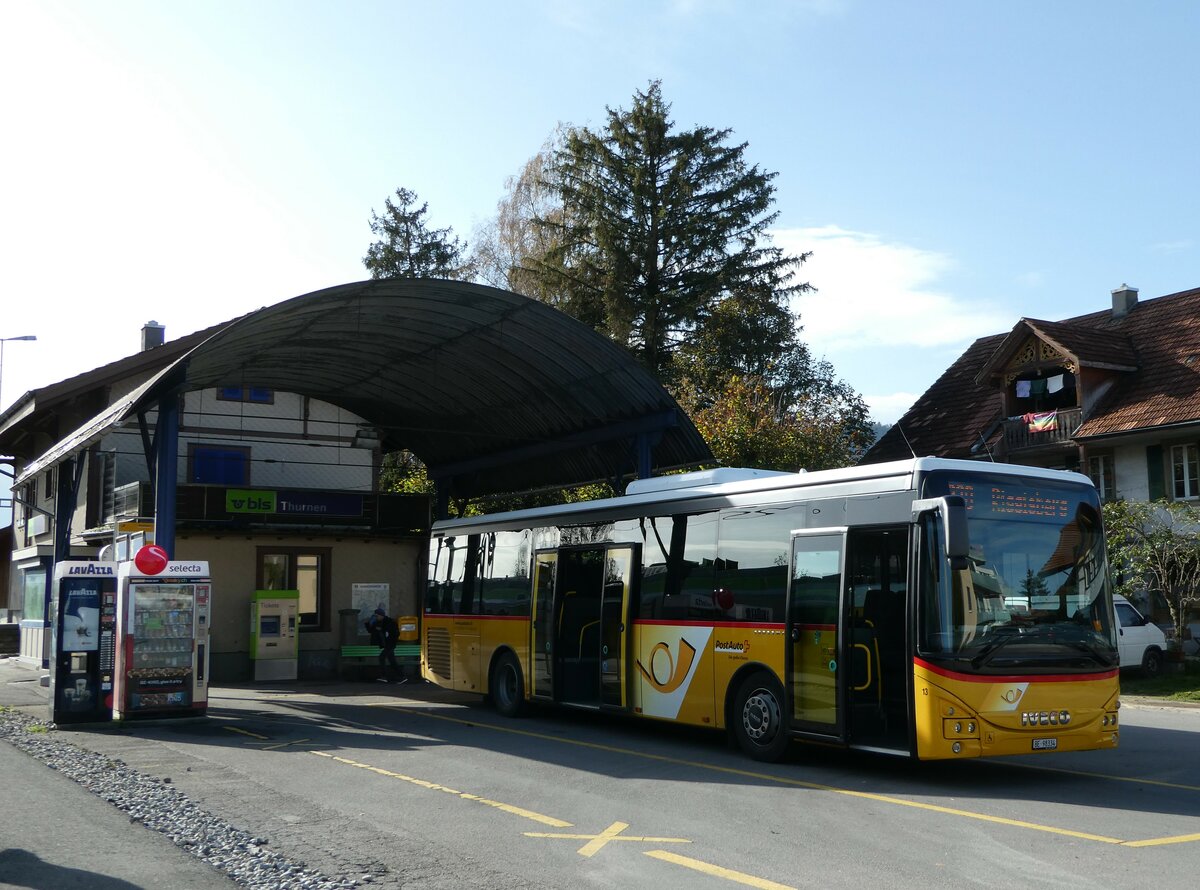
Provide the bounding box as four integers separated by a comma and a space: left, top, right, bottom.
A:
1102, 498, 1200, 641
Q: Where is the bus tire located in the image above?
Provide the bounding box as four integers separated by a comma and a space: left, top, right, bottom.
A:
732, 671, 790, 762
490, 651, 526, 718
1141, 647, 1163, 678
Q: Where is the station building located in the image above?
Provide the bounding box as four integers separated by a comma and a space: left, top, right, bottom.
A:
0, 279, 709, 681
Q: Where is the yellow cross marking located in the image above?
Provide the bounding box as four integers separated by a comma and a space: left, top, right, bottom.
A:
250, 738, 311, 751
525, 821, 690, 858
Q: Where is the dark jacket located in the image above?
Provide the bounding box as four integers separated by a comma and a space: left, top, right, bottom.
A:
366, 613, 399, 648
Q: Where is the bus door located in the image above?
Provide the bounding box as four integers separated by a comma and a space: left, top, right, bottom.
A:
787, 529, 847, 739
530, 552, 557, 701
546, 546, 636, 709
845, 527, 911, 753
599, 547, 635, 709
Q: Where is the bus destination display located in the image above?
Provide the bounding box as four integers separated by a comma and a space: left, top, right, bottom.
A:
946, 481, 1071, 519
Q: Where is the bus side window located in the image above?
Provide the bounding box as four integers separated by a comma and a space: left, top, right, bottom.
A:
716, 504, 807, 622
480, 530, 532, 617
658, 514, 717, 619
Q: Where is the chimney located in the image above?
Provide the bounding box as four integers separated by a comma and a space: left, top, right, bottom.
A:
141, 320, 165, 351
1111, 284, 1138, 319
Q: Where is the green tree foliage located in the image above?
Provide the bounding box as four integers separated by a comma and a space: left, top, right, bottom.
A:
530, 81, 810, 383
675, 372, 874, 472
1102, 498, 1200, 640
364, 187, 468, 279
379, 449, 435, 496
366, 187, 468, 505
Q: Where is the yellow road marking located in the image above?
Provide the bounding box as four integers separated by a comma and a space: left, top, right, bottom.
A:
1004, 761, 1200, 794
253, 738, 311, 751
525, 821, 689, 858
369, 702, 1135, 845
310, 750, 571, 827
646, 850, 796, 890
1123, 833, 1200, 848
223, 726, 269, 740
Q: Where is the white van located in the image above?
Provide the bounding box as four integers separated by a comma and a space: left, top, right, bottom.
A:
1113, 595, 1168, 676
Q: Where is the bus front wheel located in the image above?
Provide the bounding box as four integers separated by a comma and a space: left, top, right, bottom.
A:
732, 672, 790, 762
490, 651, 526, 718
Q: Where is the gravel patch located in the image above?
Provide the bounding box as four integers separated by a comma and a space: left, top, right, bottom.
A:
0, 706, 367, 889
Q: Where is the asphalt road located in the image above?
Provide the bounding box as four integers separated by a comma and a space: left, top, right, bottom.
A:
4, 662, 1200, 890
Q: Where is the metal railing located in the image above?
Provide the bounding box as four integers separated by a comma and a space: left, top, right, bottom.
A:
1002, 406, 1082, 452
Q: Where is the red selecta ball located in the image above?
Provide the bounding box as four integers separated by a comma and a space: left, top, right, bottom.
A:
134, 544, 170, 575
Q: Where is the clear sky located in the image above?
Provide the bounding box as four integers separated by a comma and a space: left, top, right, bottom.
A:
2, 0, 1198, 427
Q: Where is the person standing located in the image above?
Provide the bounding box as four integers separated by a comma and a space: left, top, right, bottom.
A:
365, 607, 401, 683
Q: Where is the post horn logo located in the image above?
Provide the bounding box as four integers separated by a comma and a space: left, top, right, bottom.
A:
636, 638, 697, 693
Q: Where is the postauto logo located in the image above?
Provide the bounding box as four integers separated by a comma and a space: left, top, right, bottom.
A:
714, 638, 751, 655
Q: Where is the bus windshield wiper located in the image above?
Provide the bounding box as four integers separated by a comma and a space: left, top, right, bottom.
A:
1070, 640, 1117, 668
970, 628, 1051, 669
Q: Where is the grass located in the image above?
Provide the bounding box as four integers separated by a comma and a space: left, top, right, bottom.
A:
1120, 658, 1200, 703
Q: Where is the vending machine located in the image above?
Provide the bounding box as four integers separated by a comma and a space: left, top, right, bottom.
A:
114, 546, 212, 720
249, 590, 299, 681
49, 561, 118, 725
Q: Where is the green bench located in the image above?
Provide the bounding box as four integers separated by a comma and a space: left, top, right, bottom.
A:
339, 643, 420, 680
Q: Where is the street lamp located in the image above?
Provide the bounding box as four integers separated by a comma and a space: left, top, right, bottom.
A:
0, 335, 37, 411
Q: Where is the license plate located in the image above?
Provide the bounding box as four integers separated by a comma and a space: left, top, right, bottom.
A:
1032, 737, 1057, 751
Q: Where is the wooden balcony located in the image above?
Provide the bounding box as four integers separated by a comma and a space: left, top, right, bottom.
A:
1002, 407, 1082, 452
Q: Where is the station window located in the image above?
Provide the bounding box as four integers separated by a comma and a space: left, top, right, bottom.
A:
217, 386, 274, 404
188, 444, 250, 485
258, 547, 331, 630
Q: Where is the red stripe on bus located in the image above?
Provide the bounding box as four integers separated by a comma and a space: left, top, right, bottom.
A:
914, 656, 1118, 684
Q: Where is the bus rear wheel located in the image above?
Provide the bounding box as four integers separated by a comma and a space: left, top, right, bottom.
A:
490, 651, 526, 718
732, 672, 790, 762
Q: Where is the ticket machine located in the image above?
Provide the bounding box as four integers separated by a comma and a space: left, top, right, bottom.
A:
250, 590, 299, 681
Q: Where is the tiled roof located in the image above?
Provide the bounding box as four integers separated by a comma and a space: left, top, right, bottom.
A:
867, 333, 1006, 462
863, 285, 1200, 463
1024, 319, 1138, 370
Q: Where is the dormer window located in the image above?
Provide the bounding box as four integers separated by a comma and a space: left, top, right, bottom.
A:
1011, 369, 1077, 414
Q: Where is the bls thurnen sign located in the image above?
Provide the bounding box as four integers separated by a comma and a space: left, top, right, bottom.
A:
225, 489, 363, 518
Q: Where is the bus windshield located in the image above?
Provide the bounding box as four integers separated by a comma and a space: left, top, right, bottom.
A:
917, 471, 1118, 674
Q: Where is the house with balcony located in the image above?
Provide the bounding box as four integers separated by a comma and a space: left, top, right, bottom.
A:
2, 321, 429, 680
864, 284, 1200, 506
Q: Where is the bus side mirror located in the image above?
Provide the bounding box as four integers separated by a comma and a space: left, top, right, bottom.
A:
942, 496, 969, 571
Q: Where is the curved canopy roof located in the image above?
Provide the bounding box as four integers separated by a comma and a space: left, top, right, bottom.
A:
16, 279, 712, 498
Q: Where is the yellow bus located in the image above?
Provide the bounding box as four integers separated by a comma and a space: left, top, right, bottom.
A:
422, 458, 1120, 761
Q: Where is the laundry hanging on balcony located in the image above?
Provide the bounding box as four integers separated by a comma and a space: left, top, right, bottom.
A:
1023, 410, 1058, 433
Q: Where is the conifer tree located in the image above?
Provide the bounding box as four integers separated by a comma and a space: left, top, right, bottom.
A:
364, 187, 467, 279
531, 81, 809, 383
